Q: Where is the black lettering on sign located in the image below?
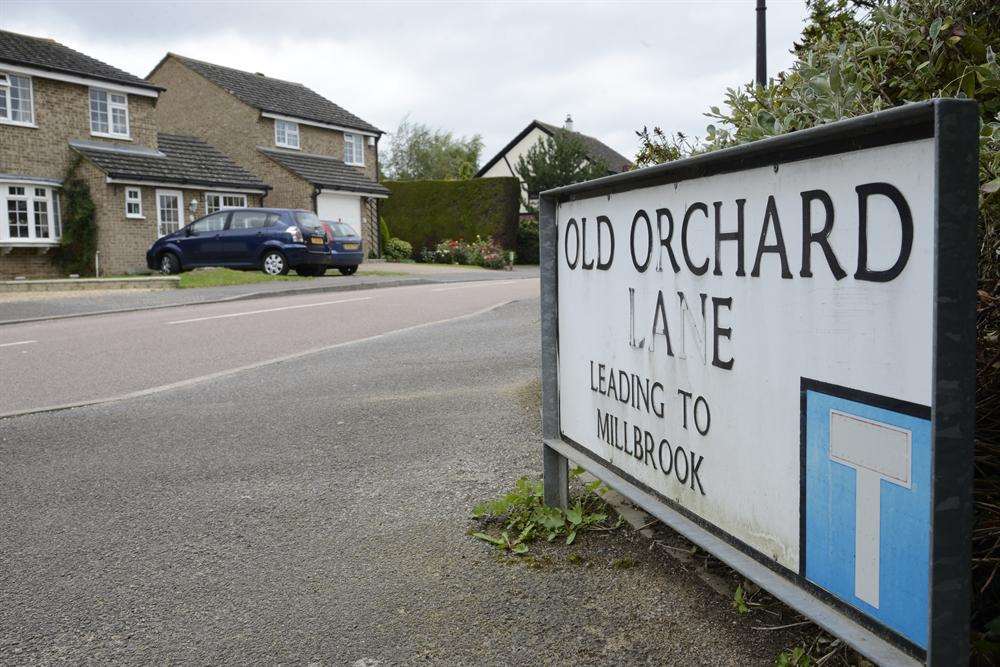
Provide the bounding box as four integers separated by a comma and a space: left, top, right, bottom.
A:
581, 217, 595, 270
800, 189, 846, 280
854, 182, 913, 283
565, 218, 580, 269
597, 215, 615, 271
656, 208, 681, 273
711, 297, 734, 371
682, 202, 710, 276
752, 195, 793, 279
631, 210, 652, 272
714, 198, 746, 277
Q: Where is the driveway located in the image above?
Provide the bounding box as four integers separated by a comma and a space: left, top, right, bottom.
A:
0, 295, 798, 664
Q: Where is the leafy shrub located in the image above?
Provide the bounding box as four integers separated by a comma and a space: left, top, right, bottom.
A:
381, 178, 520, 252
383, 237, 413, 261
516, 216, 540, 265
470, 468, 621, 554
53, 167, 97, 276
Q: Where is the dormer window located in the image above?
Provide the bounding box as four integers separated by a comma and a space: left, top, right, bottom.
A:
89, 88, 130, 139
0, 72, 35, 126
344, 132, 364, 166
275, 119, 300, 149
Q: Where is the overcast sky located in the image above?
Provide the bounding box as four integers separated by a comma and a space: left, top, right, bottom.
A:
2, 0, 809, 164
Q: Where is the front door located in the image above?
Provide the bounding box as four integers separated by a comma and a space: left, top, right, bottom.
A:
155, 190, 184, 238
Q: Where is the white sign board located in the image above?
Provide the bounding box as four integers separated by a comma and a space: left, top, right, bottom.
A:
540, 101, 977, 666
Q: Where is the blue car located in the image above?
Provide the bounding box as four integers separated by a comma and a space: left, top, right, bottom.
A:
146, 208, 362, 277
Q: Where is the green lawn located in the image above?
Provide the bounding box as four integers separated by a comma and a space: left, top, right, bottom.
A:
178, 269, 308, 289
178, 267, 408, 289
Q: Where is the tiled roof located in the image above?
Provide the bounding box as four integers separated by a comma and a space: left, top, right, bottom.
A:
71, 134, 268, 191
0, 30, 161, 91
259, 147, 390, 197
476, 120, 632, 177
169, 54, 381, 134
535, 121, 633, 173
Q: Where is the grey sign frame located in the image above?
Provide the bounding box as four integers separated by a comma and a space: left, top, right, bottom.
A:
539, 99, 978, 666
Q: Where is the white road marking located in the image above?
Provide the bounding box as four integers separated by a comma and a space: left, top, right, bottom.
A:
0, 340, 37, 348
168, 296, 372, 325
431, 280, 521, 292
1, 299, 515, 421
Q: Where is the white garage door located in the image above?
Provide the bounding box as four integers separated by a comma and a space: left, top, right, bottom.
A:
316, 193, 363, 238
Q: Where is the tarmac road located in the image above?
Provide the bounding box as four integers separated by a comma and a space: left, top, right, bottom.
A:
0, 279, 537, 417
0, 292, 799, 664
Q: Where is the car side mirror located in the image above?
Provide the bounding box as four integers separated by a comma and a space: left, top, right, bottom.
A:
185, 227, 195, 237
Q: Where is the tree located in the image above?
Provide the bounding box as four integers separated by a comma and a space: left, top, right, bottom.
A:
514, 130, 609, 210
382, 117, 483, 181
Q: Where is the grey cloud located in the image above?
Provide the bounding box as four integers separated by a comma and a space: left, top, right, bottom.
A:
2, 0, 808, 162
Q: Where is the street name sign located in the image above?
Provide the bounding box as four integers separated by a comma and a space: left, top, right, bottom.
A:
539, 100, 978, 665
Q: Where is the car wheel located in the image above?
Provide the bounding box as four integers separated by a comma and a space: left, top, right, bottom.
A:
159, 252, 181, 275
339, 265, 358, 276
262, 250, 289, 276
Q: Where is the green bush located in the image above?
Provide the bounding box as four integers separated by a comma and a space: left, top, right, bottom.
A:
381, 178, 520, 253
53, 165, 97, 276
516, 216, 540, 265
383, 237, 412, 261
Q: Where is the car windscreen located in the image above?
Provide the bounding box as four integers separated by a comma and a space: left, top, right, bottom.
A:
327, 222, 356, 238
293, 211, 325, 231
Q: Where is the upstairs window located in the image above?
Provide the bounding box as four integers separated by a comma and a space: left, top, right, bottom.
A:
89, 88, 129, 139
0, 72, 34, 125
344, 133, 364, 166
125, 187, 143, 218
275, 119, 299, 149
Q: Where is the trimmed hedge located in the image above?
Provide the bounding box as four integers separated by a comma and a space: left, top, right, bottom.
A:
381, 178, 520, 254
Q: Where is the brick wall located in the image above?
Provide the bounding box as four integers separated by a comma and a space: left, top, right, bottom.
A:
0, 77, 157, 181
81, 168, 265, 276
149, 56, 379, 208
0, 76, 158, 278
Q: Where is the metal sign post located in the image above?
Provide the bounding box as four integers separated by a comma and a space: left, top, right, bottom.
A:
539, 100, 977, 665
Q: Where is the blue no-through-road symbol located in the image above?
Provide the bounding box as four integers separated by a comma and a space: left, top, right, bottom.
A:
802, 381, 931, 649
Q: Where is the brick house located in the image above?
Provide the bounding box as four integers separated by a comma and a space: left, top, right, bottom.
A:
147, 54, 389, 251
0, 30, 266, 278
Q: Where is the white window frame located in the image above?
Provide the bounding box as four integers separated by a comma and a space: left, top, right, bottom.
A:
274, 119, 300, 149
89, 87, 130, 140
155, 189, 183, 238
0, 184, 61, 244
344, 132, 364, 166
205, 192, 248, 214
0, 72, 36, 127
124, 187, 143, 219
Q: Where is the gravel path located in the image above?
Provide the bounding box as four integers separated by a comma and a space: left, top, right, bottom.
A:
0, 296, 797, 664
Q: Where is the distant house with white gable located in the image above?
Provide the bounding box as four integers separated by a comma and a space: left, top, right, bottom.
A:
476, 115, 632, 212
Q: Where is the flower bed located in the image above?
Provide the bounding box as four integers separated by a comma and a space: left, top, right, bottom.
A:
419, 236, 509, 270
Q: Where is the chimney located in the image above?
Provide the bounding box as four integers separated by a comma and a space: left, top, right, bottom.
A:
563, 114, 574, 132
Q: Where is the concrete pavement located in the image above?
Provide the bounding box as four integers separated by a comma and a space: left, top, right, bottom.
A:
0, 296, 800, 664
